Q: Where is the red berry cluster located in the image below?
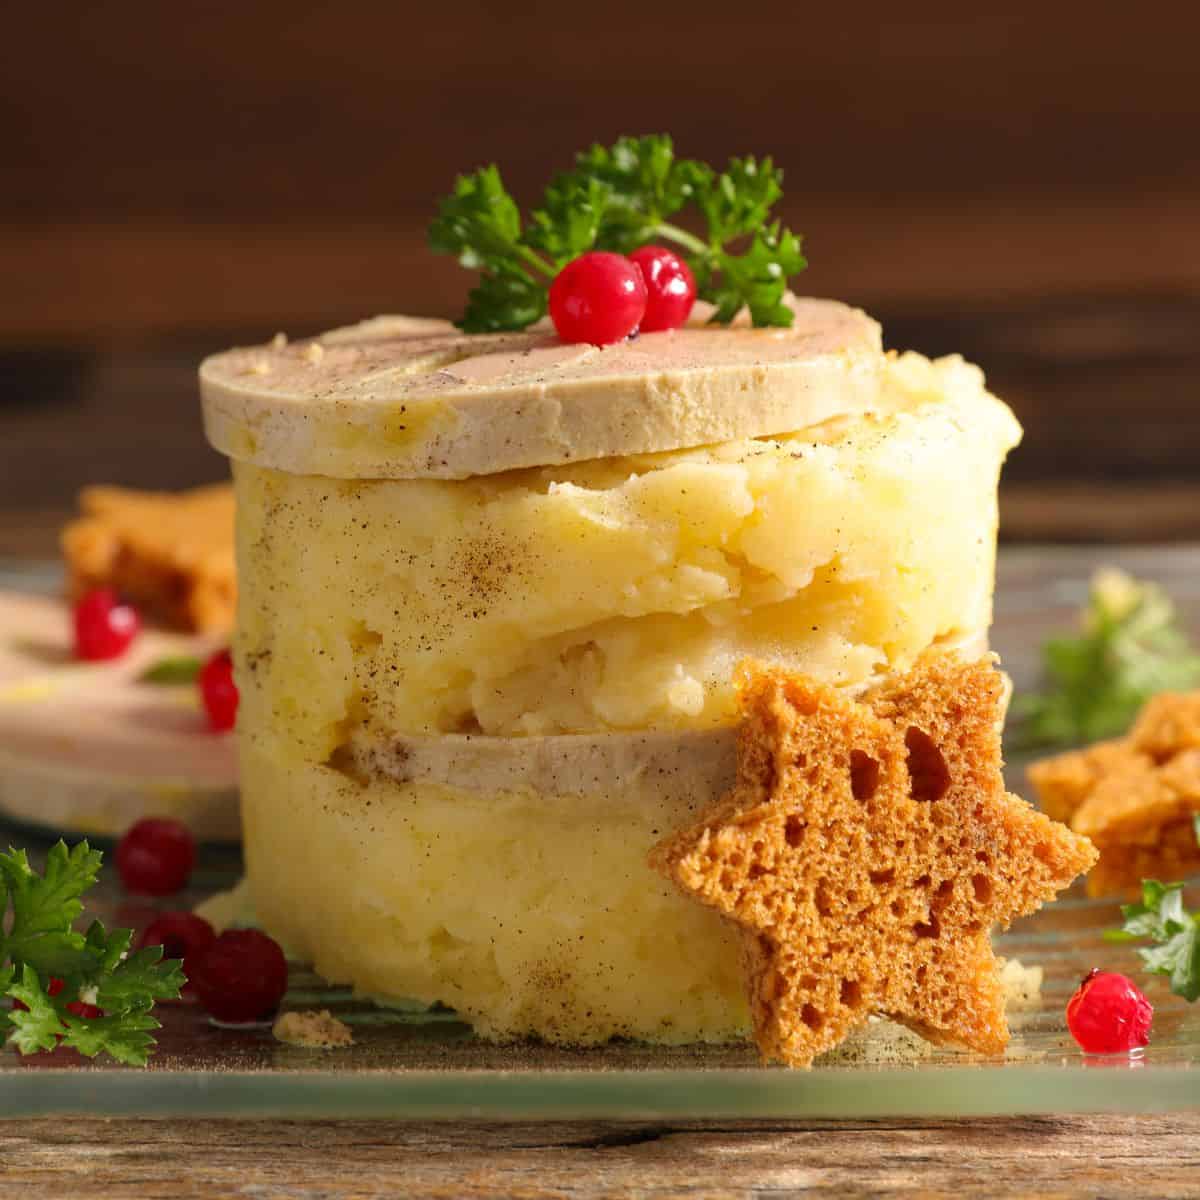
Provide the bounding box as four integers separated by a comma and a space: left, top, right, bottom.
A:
114, 817, 289, 1025
70, 590, 238, 733
548, 246, 696, 346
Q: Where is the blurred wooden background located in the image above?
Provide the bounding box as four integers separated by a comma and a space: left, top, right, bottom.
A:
3, 1, 1199, 552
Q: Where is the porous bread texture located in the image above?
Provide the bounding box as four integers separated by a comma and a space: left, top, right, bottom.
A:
61, 483, 236, 633
1028, 691, 1200, 896
651, 655, 1096, 1068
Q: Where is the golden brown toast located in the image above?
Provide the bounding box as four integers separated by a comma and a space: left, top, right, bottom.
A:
61, 483, 235, 633
651, 655, 1096, 1067
1029, 692, 1200, 897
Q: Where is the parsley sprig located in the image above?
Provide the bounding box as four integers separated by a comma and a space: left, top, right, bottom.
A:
1014, 568, 1200, 749
2, 841, 184, 1065
140, 655, 203, 685
1107, 861, 1200, 1003
429, 134, 806, 332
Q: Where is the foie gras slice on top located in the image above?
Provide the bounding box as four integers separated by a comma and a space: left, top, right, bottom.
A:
199, 297, 884, 480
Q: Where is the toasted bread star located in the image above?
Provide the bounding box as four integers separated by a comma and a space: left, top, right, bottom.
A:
61, 483, 236, 633
1031, 691, 1200, 896
650, 656, 1096, 1068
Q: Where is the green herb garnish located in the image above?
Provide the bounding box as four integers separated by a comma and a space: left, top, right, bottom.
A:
140, 656, 203, 685
1014, 568, 1200, 749
1106, 878, 1200, 1002
430, 134, 806, 332
2, 841, 184, 1064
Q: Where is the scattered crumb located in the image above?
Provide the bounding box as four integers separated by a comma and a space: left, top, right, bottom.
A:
271, 331, 288, 349
999, 958, 1043, 1011
303, 342, 325, 365
273, 1010, 354, 1049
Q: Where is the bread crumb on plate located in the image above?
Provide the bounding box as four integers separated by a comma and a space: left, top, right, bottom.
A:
273, 1010, 354, 1049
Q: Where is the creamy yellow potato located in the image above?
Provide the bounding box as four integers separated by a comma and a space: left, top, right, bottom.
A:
239, 739, 748, 1043
225, 350, 1021, 1042
235, 353, 1020, 761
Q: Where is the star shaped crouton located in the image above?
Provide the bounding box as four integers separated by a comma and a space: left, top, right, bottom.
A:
650, 655, 1096, 1068
1030, 692, 1200, 896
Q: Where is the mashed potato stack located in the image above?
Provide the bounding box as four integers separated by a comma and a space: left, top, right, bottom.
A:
201, 304, 1020, 1043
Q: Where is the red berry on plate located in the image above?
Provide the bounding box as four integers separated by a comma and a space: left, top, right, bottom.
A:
190, 929, 289, 1024
73, 588, 140, 661
116, 817, 196, 896
1066, 968, 1153, 1054
628, 245, 697, 332
548, 251, 647, 346
140, 911, 217, 995
199, 648, 238, 733
65, 1000, 103, 1020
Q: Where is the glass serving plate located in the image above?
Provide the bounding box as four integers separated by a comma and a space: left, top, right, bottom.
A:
1, 546, 1199, 1119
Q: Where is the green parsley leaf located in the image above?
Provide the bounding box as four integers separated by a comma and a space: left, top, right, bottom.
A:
1, 841, 183, 1065
460, 264, 548, 334
1106, 875, 1200, 1003
1014, 568, 1200, 748
430, 135, 807, 332
6, 966, 67, 1054
60, 1011, 164, 1066
0, 841, 99, 961
93, 940, 185, 1014
140, 656, 202, 685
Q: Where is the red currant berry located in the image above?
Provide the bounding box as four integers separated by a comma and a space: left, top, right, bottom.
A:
190, 929, 289, 1023
140, 911, 217, 996
73, 588, 140, 661
548, 251, 647, 346
628, 246, 697, 332
65, 1000, 103, 1020
116, 817, 196, 896
1066, 968, 1153, 1054
199, 648, 238, 733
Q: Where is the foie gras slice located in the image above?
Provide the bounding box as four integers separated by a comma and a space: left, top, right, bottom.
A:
350, 630, 993, 802
200, 297, 884, 480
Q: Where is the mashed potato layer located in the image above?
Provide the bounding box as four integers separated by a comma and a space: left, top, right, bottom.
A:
234, 352, 1020, 761
240, 737, 749, 1043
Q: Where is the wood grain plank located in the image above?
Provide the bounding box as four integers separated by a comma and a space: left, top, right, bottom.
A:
1, 1115, 1197, 1198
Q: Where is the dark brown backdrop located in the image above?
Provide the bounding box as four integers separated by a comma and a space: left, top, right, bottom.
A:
3, 2, 1199, 547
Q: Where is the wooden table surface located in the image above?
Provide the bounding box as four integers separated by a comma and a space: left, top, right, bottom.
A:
2, 1114, 1199, 1198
